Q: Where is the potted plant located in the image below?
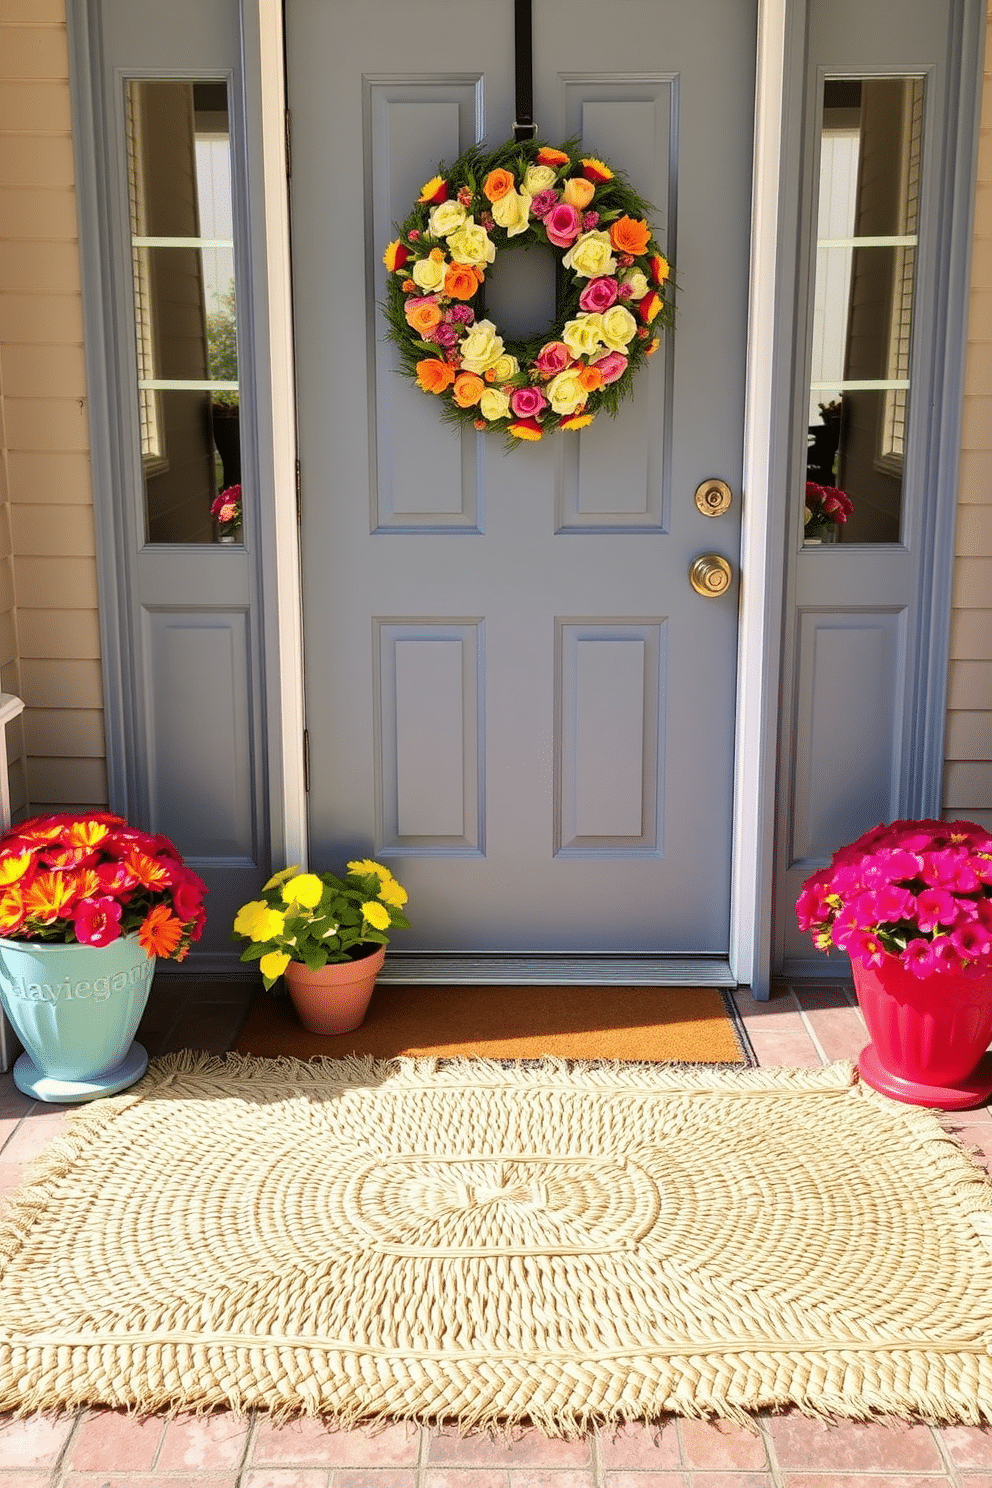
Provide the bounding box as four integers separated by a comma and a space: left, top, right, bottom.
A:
796, 818, 992, 1108
233, 859, 411, 1034
211, 482, 242, 543
0, 812, 208, 1102
803, 480, 853, 543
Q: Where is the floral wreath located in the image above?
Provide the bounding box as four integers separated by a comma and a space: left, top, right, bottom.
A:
382, 138, 673, 442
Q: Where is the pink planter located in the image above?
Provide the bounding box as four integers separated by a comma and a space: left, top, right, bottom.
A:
852, 956, 992, 1108
282, 944, 386, 1035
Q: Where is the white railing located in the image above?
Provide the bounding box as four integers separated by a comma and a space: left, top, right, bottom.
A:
0, 693, 25, 1073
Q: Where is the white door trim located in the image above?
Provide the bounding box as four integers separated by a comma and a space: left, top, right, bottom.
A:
246, 0, 793, 997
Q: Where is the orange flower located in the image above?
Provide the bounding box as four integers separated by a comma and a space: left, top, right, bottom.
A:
22, 870, 76, 924
581, 157, 614, 184
418, 174, 448, 205
382, 239, 410, 272
609, 215, 651, 255
577, 365, 604, 393
415, 359, 457, 395
0, 850, 32, 886
404, 298, 443, 334
536, 146, 570, 167
563, 177, 596, 209
644, 337, 660, 356
138, 903, 184, 958
64, 819, 111, 850
444, 262, 481, 300
452, 372, 486, 408
124, 848, 172, 889
649, 253, 670, 285
482, 167, 515, 202
509, 418, 543, 441
637, 290, 664, 324
560, 411, 595, 430
0, 888, 25, 934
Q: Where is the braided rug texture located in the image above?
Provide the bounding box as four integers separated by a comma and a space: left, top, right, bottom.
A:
2, 1054, 992, 1431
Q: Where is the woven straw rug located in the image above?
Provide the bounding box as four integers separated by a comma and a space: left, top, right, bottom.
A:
2, 1054, 992, 1431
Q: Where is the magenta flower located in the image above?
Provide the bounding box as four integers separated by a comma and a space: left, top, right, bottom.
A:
847, 930, 887, 968
921, 849, 979, 892
953, 920, 992, 961
860, 848, 921, 888
534, 341, 572, 377
544, 203, 582, 247
579, 276, 620, 313
901, 937, 939, 977
590, 350, 629, 384
510, 386, 548, 419
73, 895, 123, 948
530, 188, 560, 219
915, 887, 958, 932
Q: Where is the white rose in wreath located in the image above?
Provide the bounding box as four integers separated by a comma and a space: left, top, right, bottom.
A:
600, 304, 639, 351
458, 319, 505, 374
447, 219, 497, 267
562, 230, 617, 279
546, 368, 590, 416
429, 200, 467, 238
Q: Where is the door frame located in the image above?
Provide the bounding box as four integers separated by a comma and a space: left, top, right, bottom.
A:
246, 0, 799, 993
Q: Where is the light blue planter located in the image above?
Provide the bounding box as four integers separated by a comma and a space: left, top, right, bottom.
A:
0, 933, 153, 1102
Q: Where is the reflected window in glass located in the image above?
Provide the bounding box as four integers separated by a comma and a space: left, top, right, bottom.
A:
125, 80, 242, 544
805, 77, 924, 546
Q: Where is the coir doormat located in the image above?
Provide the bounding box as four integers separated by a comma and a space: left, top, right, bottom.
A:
234, 983, 753, 1064
2, 1055, 992, 1430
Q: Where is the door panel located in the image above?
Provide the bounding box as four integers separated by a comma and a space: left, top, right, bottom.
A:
287, 0, 755, 958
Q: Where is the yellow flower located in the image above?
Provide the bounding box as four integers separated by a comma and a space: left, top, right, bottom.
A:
259, 950, 292, 980
250, 906, 287, 942
362, 900, 391, 930
233, 899, 270, 937
263, 865, 301, 891
378, 877, 408, 908
281, 872, 323, 909
348, 858, 390, 879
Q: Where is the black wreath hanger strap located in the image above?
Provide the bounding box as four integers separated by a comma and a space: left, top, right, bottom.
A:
514, 0, 537, 141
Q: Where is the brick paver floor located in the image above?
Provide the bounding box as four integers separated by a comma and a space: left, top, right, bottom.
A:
3, 981, 992, 1486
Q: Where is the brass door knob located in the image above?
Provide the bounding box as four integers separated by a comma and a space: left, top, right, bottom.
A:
689, 553, 733, 596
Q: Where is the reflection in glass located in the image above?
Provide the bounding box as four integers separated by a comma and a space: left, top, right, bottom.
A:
805, 77, 924, 545
125, 80, 241, 544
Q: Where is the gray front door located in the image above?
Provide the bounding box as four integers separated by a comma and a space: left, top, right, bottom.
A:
287, 0, 755, 961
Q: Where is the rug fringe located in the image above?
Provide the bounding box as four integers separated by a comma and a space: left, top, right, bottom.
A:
2, 1345, 992, 1432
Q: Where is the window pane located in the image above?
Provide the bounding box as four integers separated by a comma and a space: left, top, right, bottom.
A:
126, 79, 242, 544
804, 77, 924, 546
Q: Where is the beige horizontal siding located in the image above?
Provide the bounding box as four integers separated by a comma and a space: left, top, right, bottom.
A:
943, 0, 992, 832
0, 0, 104, 818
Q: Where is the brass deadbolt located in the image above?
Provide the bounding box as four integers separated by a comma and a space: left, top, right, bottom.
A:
694, 478, 733, 517
689, 553, 733, 596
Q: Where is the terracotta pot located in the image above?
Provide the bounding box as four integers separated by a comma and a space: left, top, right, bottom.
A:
852, 955, 992, 1109
282, 944, 386, 1035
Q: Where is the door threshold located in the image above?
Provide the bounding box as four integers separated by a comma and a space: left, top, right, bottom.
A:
379, 954, 737, 986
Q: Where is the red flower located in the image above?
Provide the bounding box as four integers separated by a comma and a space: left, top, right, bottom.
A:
74, 895, 123, 948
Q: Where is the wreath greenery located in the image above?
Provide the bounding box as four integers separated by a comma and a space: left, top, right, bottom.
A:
382, 137, 673, 443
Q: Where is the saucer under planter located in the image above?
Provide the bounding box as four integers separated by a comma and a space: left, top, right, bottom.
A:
0, 933, 154, 1103
852, 956, 992, 1109
282, 943, 386, 1035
